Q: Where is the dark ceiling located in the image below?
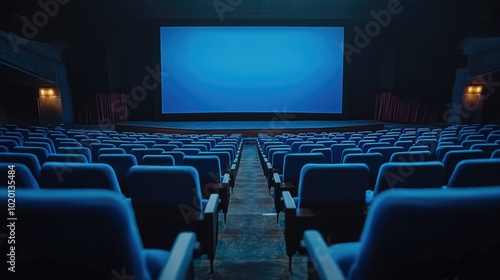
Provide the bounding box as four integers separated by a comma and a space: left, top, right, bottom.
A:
1, 0, 499, 46
1, 0, 499, 85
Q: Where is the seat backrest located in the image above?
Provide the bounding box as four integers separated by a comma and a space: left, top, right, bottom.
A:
492, 149, 500, 159
470, 143, 500, 157
13, 146, 50, 165
408, 145, 430, 152
311, 148, 332, 163
267, 147, 291, 161
299, 144, 325, 153
57, 147, 92, 163
40, 162, 121, 193
23, 141, 52, 153
447, 159, 500, 188
436, 145, 464, 161
374, 161, 445, 197
369, 146, 402, 161
183, 156, 221, 192
210, 148, 235, 162
0, 163, 39, 188
98, 147, 126, 155
349, 188, 500, 280
0, 189, 152, 279
272, 151, 291, 170
394, 140, 413, 150
127, 165, 203, 251
266, 145, 289, 158
128, 165, 202, 210
291, 141, 314, 153
183, 144, 209, 152
442, 150, 486, 184
131, 148, 164, 165
298, 163, 369, 208
361, 142, 390, 153
142, 155, 175, 166
343, 153, 384, 188
27, 137, 55, 153
199, 151, 231, 171
162, 151, 186, 165
0, 139, 19, 151
390, 151, 434, 162
0, 145, 8, 152
46, 153, 89, 164
120, 143, 148, 154
0, 152, 41, 179
462, 139, 486, 149
174, 148, 201, 156
331, 144, 357, 163
152, 144, 176, 152
89, 143, 116, 163
1, 135, 23, 145
487, 134, 500, 143
98, 154, 137, 197
415, 139, 438, 153
283, 153, 324, 184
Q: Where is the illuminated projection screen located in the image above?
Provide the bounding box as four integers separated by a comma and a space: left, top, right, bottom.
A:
160, 26, 344, 114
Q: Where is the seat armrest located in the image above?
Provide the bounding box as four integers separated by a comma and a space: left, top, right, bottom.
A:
266, 162, 272, 181
272, 172, 281, 185
222, 173, 230, 187
159, 232, 197, 280
303, 230, 346, 280
283, 191, 296, 210
230, 163, 236, 176
204, 194, 219, 215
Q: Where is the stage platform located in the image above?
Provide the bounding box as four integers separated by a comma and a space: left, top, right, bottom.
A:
115, 120, 385, 136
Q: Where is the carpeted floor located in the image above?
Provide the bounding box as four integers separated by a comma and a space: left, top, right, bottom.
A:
194, 143, 309, 279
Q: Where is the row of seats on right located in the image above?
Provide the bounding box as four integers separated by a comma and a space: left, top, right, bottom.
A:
257, 130, 500, 221
280, 158, 500, 271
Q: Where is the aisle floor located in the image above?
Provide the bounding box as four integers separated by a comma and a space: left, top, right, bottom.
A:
194, 143, 309, 279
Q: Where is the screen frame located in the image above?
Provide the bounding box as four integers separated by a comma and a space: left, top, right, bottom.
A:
153, 19, 351, 122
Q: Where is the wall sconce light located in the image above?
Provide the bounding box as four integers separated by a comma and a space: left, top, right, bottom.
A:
39, 88, 57, 98
465, 84, 483, 95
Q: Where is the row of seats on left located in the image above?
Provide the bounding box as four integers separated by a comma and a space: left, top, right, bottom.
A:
0, 125, 243, 277
0, 187, 197, 280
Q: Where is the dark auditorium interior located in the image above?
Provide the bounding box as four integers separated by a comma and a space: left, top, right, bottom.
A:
1, 0, 500, 279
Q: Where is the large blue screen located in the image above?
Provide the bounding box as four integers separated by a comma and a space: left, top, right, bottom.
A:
160, 26, 344, 114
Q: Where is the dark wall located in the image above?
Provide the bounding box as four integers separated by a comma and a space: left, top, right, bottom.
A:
0, 84, 39, 126
106, 20, 156, 121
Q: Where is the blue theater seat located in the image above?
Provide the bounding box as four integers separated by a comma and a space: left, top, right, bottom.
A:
142, 155, 175, 166
283, 163, 369, 271
447, 159, 500, 188
366, 161, 445, 205
127, 165, 219, 274
0, 153, 41, 180
183, 155, 230, 223
304, 187, 500, 280
272, 153, 324, 222
0, 163, 39, 188
98, 154, 138, 197
0, 189, 197, 280
40, 162, 121, 194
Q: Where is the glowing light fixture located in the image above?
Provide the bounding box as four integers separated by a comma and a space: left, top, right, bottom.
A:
39, 88, 57, 98
465, 85, 483, 95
